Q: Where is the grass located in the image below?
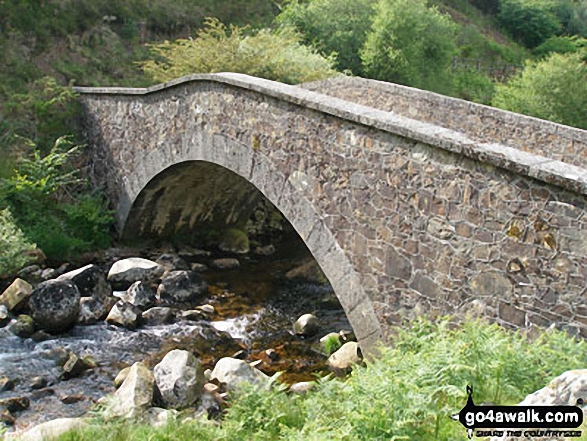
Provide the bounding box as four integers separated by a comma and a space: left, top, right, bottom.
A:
58, 317, 587, 441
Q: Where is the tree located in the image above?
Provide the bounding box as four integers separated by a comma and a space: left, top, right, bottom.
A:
276, 0, 376, 75
139, 18, 338, 85
492, 52, 587, 129
361, 0, 457, 93
498, 0, 562, 49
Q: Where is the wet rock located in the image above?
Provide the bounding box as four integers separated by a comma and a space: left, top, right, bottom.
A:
0, 396, 30, 413
117, 281, 156, 309
197, 304, 215, 315
232, 350, 248, 360
29, 280, 80, 333
178, 247, 211, 258
60, 394, 85, 404
30, 330, 52, 342
154, 349, 204, 409
30, 376, 48, 390
212, 258, 240, 270
61, 353, 86, 380
285, 261, 327, 284
78, 296, 114, 325
210, 357, 270, 391
104, 362, 154, 419
80, 355, 98, 369
265, 348, 278, 362
327, 342, 363, 375
144, 407, 178, 427
180, 310, 208, 321
142, 307, 173, 325
0, 377, 15, 392
293, 313, 320, 337
289, 381, 315, 395
219, 228, 249, 254
190, 263, 208, 272
1, 409, 15, 426
157, 270, 207, 304
114, 367, 131, 388
9, 314, 35, 338
41, 268, 57, 280
105, 301, 142, 330
0, 305, 9, 327
15, 417, 87, 441
42, 347, 69, 367
107, 257, 164, 290
17, 265, 42, 283
0, 278, 33, 312
254, 244, 275, 256
30, 388, 55, 400
156, 254, 190, 271
57, 264, 112, 299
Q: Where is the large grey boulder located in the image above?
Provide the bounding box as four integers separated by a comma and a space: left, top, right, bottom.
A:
293, 313, 320, 337
327, 342, 363, 375
153, 349, 204, 409
157, 270, 207, 304
107, 258, 164, 289
57, 264, 111, 299
210, 357, 270, 391
142, 307, 174, 325
0, 278, 33, 312
29, 280, 80, 333
14, 417, 87, 441
105, 301, 142, 330
78, 296, 115, 325
104, 362, 154, 419
116, 281, 157, 309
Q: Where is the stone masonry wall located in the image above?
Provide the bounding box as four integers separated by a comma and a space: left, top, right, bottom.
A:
76, 73, 587, 352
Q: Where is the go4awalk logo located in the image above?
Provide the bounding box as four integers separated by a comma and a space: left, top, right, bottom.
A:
452, 386, 584, 439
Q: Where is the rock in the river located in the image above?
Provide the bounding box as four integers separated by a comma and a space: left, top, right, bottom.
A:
0, 278, 33, 312
218, 228, 249, 254
327, 342, 363, 375
114, 367, 131, 388
104, 362, 154, 419
293, 313, 320, 337
15, 417, 87, 441
285, 260, 327, 284
0, 377, 15, 392
154, 349, 204, 409
30, 376, 48, 390
155, 254, 189, 271
117, 281, 157, 309
210, 357, 270, 391
78, 296, 114, 325
0, 305, 9, 327
211, 258, 240, 270
57, 264, 112, 299
1, 409, 15, 426
8, 314, 35, 338
157, 270, 207, 304
0, 396, 30, 413
105, 301, 142, 330
254, 244, 275, 256
60, 353, 86, 380
142, 307, 174, 325
107, 257, 164, 289
190, 263, 208, 272
28, 280, 80, 333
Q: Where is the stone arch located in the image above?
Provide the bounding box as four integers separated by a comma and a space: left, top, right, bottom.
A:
117, 132, 383, 355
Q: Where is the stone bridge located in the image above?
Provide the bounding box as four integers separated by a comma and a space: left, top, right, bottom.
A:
75, 73, 587, 355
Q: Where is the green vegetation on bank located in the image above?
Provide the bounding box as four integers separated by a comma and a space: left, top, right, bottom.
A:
59, 318, 587, 440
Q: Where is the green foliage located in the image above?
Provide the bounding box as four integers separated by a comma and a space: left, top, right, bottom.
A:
533, 35, 587, 58
323, 334, 342, 355
361, 0, 457, 93
63, 318, 587, 440
0, 208, 37, 277
552, 0, 587, 37
449, 69, 495, 104
140, 18, 338, 85
493, 52, 587, 129
0, 137, 113, 263
498, 0, 562, 48
276, 0, 377, 75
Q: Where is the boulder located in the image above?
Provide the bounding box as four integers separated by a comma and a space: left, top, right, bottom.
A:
218, 228, 249, 254
153, 349, 205, 409
104, 362, 154, 419
60, 353, 86, 380
0, 278, 33, 312
180, 309, 208, 321
143, 407, 178, 427
155, 254, 189, 271
113, 367, 131, 388
30, 376, 48, 390
8, 314, 35, 338
254, 244, 276, 256
29, 280, 80, 333
57, 264, 112, 299
41, 268, 57, 280
15, 417, 87, 441
289, 381, 315, 395
0, 396, 30, 413
327, 342, 363, 375
0, 305, 9, 327
116, 281, 157, 310
107, 257, 164, 289
157, 270, 207, 304
212, 258, 240, 270
285, 260, 327, 284
190, 263, 208, 272
293, 313, 320, 337
209, 357, 270, 391
105, 301, 142, 330
78, 296, 115, 325
0, 377, 15, 392
142, 307, 174, 325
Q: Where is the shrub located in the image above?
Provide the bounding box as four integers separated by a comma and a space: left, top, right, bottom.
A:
276, 0, 377, 75
533, 35, 587, 58
323, 334, 342, 355
498, 0, 562, 49
139, 18, 338, 85
450, 69, 495, 104
0, 208, 36, 277
361, 0, 457, 93
492, 52, 587, 129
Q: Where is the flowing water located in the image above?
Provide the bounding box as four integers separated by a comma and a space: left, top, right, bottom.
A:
0, 237, 351, 431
